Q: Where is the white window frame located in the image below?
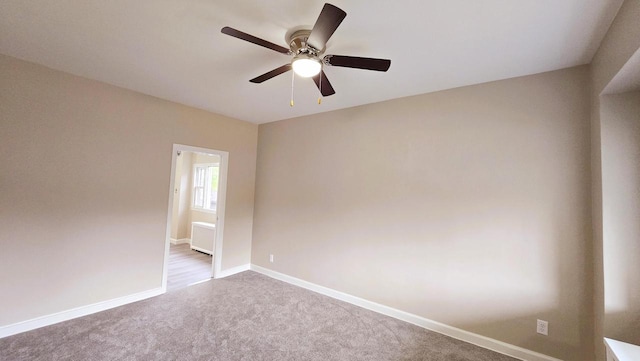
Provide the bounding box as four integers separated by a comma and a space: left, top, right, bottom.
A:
192, 162, 219, 214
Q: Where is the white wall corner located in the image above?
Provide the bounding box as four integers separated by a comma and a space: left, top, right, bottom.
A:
170, 238, 191, 245
249, 264, 563, 361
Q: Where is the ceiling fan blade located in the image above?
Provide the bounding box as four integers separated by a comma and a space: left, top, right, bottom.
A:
325, 55, 391, 71
249, 64, 292, 83
221, 26, 290, 54
312, 70, 336, 96
307, 3, 347, 51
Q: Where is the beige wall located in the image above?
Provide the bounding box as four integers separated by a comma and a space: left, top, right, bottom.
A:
0, 54, 258, 326
252, 66, 592, 361
600, 91, 640, 344
190, 210, 215, 229
589, 0, 640, 358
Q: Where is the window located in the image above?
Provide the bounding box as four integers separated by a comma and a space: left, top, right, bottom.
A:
193, 163, 219, 212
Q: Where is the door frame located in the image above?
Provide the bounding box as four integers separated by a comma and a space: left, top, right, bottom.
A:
161, 143, 229, 292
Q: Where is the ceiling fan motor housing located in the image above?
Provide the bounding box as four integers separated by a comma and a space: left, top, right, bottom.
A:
288, 30, 323, 57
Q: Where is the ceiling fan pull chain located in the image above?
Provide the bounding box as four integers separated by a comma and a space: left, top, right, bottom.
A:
290, 71, 295, 107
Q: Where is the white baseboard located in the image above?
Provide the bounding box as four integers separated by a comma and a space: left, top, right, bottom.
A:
250, 265, 562, 361
216, 263, 250, 278
0, 287, 163, 339
170, 238, 190, 245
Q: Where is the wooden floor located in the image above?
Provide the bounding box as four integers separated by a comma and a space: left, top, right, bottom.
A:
167, 243, 212, 292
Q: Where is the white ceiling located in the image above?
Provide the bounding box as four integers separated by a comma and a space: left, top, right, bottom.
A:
0, 0, 624, 124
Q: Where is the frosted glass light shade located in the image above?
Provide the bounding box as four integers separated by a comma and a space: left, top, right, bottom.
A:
292, 56, 321, 78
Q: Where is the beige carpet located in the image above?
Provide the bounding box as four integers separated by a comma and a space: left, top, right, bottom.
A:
0, 271, 518, 360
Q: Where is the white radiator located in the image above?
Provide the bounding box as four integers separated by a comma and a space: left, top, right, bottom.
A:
605, 338, 640, 361
190, 222, 215, 255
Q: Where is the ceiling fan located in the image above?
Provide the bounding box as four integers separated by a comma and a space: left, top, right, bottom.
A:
221, 3, 391, 98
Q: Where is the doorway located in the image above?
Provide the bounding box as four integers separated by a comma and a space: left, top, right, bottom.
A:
162, 144, 229, 292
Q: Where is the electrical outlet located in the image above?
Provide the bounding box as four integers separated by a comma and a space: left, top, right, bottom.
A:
537, 319, 548, 335
269, 254, 274, 263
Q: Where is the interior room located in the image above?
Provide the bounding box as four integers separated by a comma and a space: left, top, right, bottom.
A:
167, 150, 221, 291
1, 1, 639, 360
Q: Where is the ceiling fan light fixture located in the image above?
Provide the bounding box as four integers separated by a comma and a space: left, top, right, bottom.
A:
221, 3, 389, 97
292, 54, 321, 78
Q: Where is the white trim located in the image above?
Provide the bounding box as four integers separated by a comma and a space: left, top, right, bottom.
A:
169, 238, 190, 245
605, 338, 640, 361
162, 144, 229, 292
187, 278, 213, 287
211, 151, 228, 279
217, 264, 250, 278
191, 221, 216, 230
249, 265, 562, 361
0, 288, 163, 339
